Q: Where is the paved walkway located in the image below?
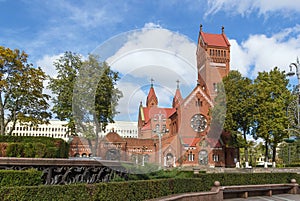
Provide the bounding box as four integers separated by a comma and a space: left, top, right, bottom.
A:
226, 194, 300, 201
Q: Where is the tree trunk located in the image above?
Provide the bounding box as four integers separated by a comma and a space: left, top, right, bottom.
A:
0, 98, 5, 135
264, 140, 269, 168
272, 144, 277, 162
272, 144, 277, 167
243, 131, 249, 167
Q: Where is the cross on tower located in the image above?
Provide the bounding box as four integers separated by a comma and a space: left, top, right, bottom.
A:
176, 79, 180, 89
150, 78, 154, 87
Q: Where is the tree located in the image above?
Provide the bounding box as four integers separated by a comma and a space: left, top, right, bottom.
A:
0, 46, 51, 134
49, 53, 122, 156
73, 55, 123, 155
252, 67, 293, 166
48, 51, 82, 135
211, 70, 254, 167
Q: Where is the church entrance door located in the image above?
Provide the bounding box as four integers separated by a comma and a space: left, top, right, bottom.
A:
198, 150, 208, 165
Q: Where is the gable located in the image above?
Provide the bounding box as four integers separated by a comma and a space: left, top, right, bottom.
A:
183, 85, 213, 108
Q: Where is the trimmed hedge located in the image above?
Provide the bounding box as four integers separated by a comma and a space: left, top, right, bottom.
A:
0, 169, 42, 187
193, 172, 298, 186
0, 172, 299, 200
0, 178, 209, 201
0, 136, 69, 158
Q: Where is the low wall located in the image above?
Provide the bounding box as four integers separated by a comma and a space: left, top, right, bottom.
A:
223, 179, 299, 199
148, 179, 300, 201
146, 181, 223, 201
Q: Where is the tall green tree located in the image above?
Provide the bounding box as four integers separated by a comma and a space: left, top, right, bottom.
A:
0, 46, 51, 134
73, 55, 123, 155
48, 52, 82, 135
49, 53, 122, 156
252, 67, 293, 166
211, 70, 254, 167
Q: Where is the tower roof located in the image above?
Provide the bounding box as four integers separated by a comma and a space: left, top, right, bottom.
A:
172, 80, 183, 108
199, 25, 230, 48
146, 84, 158, 107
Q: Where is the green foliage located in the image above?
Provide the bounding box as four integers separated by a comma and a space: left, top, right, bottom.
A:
211, 71, 254, 164
1, 172, 298, 201
48, 51, 82, 135
212, 68, 294, 164
252, 67, 293, 162
0, 169, 42, 187
194, 173, 295, 186
124, 164, 194, 181
0, 46, 51, 135
0, 136, 69, 158
48, 53, 122, 156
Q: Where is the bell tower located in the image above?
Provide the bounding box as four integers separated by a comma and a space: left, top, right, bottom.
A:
196, 25, 230, 98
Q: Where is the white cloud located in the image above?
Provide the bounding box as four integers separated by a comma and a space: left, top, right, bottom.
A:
36, 53, 64, 114
115, 82, 147, 121
229, 39, 251, 75
93, 23, 198, 121
205, 0, 300, 17
230, 25, 300, 78
36, 54, 63, 78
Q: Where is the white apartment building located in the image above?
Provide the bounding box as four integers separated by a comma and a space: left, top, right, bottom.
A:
7, 120, 71, 142
6, 120, 138, 141
100, 121, 138, 138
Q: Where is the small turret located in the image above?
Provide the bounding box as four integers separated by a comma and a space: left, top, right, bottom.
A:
172, 80, 183, 108
146, 78, 158, 107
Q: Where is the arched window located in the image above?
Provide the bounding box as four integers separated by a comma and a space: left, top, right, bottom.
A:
188, 151, 194, 161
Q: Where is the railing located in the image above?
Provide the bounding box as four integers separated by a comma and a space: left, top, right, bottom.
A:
0, 157, 131, 185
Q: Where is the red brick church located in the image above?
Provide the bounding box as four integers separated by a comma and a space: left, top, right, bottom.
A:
70, 26, 238, 168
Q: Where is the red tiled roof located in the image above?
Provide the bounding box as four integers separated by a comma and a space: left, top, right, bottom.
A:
181, 137, 222, 148
105, 132, 125, 142
201, 32, 230, 47
141, 107, 176, 125
206, 138, 222, 148
126, 138, 155, 147
173, 88, 183, 107
146, 86, 158, 105
181, 137, 201, 147
141, 122, 151, 131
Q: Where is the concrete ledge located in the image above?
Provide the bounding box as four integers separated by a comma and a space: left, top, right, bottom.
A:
146, 181, 223, 201
223, 180, 299, 199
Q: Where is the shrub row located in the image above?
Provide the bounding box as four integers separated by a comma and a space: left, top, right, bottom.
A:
0, 169, 42, 187
0, 136, 69, 158
1, 172, 299, 201
0, 178, 210, 201
193, 172, 298, 186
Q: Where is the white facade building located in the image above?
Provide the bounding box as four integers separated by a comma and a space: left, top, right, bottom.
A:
100, 121, 138, 138
7, 120, 71, 142
7, 120, 138, 141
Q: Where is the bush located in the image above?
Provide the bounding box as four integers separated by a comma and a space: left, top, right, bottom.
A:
0, 169, 42, 187
194, 172, 296, 186
284, 162, 300, 167
0, 171, 299, 201
0, 136, 69, 158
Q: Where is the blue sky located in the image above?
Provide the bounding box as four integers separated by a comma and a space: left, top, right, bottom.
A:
1, 0, 300, 121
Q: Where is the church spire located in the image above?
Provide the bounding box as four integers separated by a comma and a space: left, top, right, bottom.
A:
146, 78, 158, 107
172, 80, 182, 108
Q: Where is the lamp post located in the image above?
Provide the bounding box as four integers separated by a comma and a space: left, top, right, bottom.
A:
283, 128, 298, 165
153, 112, 167, 169
287, 58, 300, 127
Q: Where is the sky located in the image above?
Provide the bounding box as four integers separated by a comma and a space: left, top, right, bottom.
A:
1, 0, 300, 122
